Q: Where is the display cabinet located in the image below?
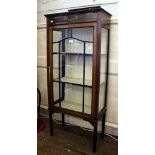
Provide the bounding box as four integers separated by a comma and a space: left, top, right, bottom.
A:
45, 6, 111, 152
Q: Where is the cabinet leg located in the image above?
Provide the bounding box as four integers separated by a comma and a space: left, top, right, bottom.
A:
92, 122, 98, 153
49, 112, 53, 136
101, 114, 106, 138
62, 113, 65, 126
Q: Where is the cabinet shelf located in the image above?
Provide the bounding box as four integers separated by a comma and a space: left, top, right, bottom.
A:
55, 100, 91, 114
53, 52, 106, 56
53, 52, 92, 55
53, 77, 105, 87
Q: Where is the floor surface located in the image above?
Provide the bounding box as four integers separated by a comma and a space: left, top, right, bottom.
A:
37, 118, 118, 155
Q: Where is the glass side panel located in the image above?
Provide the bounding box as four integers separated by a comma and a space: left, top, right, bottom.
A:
52, 28, 93, 114
98, 28, 108, 113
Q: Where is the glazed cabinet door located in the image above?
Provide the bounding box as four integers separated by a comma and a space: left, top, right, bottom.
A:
51, 25, 95, 115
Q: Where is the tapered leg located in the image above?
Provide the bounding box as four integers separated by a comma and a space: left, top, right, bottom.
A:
101, 114, 106, 138
92, 122, 98, 152
49, 112, 53, 136
62, 113, 65, 126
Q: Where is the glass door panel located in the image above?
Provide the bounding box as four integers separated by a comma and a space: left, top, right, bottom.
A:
52, 27, 93, 114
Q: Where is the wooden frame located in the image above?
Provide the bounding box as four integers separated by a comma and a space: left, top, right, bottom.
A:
45, 6, 111, 153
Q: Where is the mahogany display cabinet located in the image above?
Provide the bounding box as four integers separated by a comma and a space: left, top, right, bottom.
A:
45, 6, 111, 152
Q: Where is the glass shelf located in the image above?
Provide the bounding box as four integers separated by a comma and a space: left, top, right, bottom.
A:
53, 52, 92, 55
53, 77, 105, 87
53, 52, 106, 56
55, 100, 104, 114
55, 100, 91, 114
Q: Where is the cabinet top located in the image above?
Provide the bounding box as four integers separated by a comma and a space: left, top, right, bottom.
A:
45, 6, 111, 18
